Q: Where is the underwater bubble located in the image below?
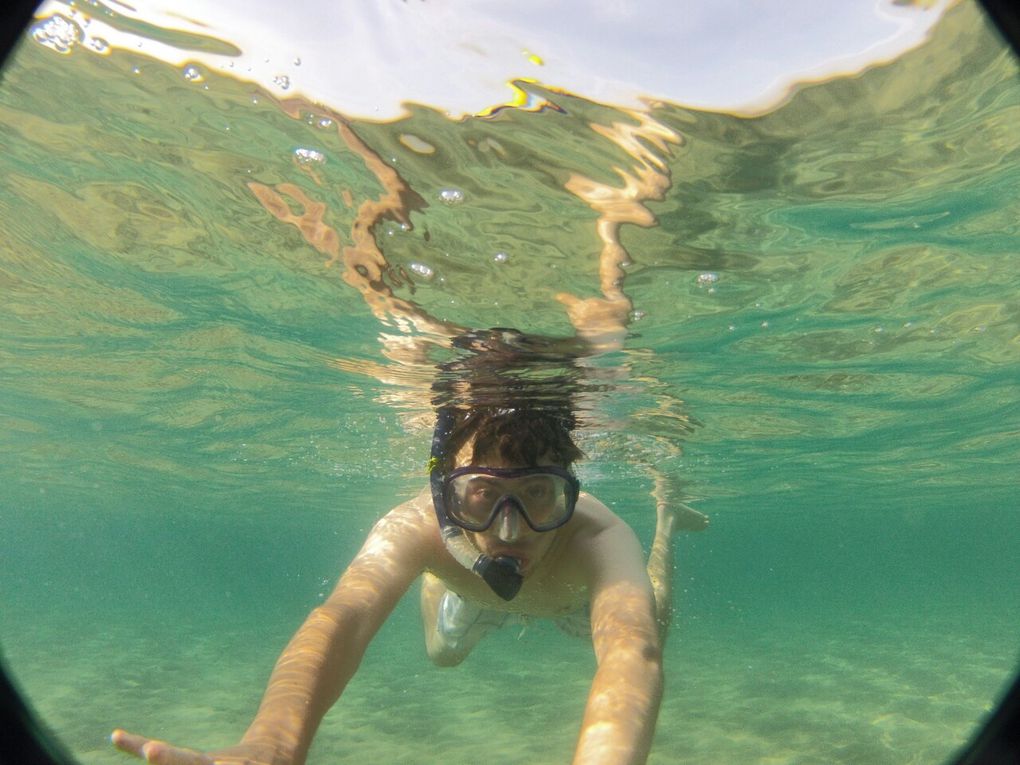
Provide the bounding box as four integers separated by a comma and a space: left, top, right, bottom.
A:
630, 309, 647, 322
438, 188, 465, 205
294, 148, 326, 165
317, 117, 334, 129
87, 37, 109, 54
182, 65, 204, 83
273, 74, 291, 90
32, 14, 83, 54
409, 262, 434, 279
493, 251, 509, 263
696, 272, 719, 287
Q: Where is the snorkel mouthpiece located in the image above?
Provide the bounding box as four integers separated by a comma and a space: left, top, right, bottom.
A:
474, 555, 523, 601
438, 525, 524, 601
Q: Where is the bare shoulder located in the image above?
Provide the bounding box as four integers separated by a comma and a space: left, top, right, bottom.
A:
569, 492, 635, 541
353, 487, 442, 569
322, 489, 440, 618
559, 492, 645, 578
372, 487, 434, 529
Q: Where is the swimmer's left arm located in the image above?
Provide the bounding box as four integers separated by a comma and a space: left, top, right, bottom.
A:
572, 521, 663, 765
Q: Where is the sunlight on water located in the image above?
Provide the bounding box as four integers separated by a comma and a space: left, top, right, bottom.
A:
1, 2, 1018, 764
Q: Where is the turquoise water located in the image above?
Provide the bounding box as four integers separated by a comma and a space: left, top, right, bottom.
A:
1, 2, 1019, 763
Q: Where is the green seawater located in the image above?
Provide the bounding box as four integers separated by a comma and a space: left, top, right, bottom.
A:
1, 3, 1018, 763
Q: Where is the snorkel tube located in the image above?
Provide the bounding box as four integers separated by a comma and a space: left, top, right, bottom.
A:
429, 406, 524, 601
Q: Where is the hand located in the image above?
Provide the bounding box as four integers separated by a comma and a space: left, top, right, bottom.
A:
111, 729, 288, 765
555, 293, 630, 353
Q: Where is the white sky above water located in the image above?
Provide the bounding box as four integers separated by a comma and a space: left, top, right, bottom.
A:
36, 0, 951, 119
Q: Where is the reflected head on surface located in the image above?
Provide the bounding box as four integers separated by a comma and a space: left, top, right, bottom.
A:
431, 327, 589, 473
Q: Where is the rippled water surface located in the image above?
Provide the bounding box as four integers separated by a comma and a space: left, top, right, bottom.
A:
1, 3, 1019, 764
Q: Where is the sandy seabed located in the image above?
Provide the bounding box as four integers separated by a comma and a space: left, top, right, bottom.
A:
4, 600, 1016, 765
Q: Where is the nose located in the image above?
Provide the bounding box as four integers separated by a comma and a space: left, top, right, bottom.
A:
495, 500, 521, 542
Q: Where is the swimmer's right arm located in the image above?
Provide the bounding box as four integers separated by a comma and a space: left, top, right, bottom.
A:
112, 503, 431, 765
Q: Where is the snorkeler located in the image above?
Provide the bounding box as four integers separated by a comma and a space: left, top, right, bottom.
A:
111, 96, 708, 764
111, 388, 707, 765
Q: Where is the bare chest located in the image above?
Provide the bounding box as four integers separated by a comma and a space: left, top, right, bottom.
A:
426, 554, 589, 618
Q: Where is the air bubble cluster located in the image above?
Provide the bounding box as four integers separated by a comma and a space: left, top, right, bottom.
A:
409, 262, 434, 279
438, 188, 465, 205
294, 148, 326, 165
696, 272, 719, 287
31, 14, 82, 54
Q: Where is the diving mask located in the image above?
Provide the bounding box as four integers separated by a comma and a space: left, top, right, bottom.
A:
440, 465, 580, 533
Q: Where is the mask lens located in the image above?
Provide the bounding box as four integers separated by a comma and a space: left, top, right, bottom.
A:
444, 468, 576, 531
515, 475, 564, 526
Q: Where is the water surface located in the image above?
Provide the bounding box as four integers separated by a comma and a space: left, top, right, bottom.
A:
1, 2, 1018, 763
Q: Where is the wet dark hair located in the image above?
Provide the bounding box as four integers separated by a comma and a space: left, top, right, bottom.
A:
442, 406, 584, 469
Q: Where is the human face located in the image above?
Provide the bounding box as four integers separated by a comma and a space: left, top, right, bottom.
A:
449, 442, 572, 575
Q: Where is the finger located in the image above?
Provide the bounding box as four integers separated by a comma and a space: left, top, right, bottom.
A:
111, 730, 210, 765
111, 730, 149, 757
140, 739, 212, 765
554, 292, 581, 311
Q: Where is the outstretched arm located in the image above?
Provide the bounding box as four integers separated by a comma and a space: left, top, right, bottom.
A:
573, 522, 663, 765
113, 504, 431, 765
